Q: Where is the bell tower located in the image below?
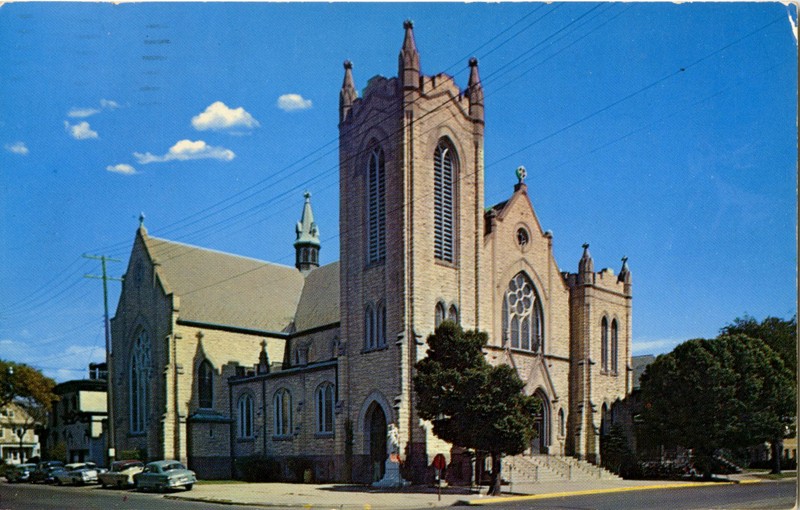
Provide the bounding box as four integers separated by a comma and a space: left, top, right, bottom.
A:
337, 21, 486, 483
294, 191, 320, 273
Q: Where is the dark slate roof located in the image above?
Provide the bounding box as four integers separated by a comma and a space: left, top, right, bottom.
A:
293, 261, 340, 333
143, 234, 305, 333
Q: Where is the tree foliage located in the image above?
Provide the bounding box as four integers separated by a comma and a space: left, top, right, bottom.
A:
720, 315, 796, 377
0, 359, 57, 412
413, 322, 540, 495
638, 335, 794, 477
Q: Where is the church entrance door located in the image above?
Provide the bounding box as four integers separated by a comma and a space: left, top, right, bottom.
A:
531, 390, 549, 455
367, 403, 387, 482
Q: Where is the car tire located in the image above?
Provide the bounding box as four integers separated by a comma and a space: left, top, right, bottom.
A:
185, 484, 193, 491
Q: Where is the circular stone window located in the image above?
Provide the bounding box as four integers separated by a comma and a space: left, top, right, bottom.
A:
516, 228, 530, 248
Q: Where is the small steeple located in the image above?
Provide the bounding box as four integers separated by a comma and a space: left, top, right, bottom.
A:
578, 243, 594, 285
618, 256, 632, 295
339, 60, 357, 123
294, 191, 321, 273
467, 57, 484, 122
398, 20, 420, 90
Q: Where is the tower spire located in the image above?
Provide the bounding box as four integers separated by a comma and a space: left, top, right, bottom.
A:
618, 256, 632, 295
398, 20, 420, 90
294, 191, 321, 273
339, 60, 357, 123
578, 243, 594, 285
467, 57, 484, 122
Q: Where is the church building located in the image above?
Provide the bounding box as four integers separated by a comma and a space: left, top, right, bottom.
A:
110, 21, 633, 483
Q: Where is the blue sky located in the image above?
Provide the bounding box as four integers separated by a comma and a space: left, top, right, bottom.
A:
0, 2, 796, 382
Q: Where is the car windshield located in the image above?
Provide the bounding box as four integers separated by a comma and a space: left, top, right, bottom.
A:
163, 463, 185, 472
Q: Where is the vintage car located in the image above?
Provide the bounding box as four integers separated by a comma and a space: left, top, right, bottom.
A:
134, 460, 196, 492
29, 460, 64, 483
56, 462, 106, 485
5, 463, 37, 483
98, 460, 144, 488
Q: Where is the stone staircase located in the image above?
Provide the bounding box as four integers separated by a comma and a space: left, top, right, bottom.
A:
503, 454, 622, 483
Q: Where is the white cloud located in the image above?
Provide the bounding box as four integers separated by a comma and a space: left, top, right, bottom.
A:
277, 94, 312, 112
632, 337, 684, 355
5, 141, 29, 155
134, 139, 235, 164
106, 163, 137, 175
68, 107, 101, 118
100, 99, 119, 110
192, 101, 260, 131
64, 120, 99, 140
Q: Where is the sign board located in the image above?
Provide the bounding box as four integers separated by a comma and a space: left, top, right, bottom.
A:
432, 453, 446, 471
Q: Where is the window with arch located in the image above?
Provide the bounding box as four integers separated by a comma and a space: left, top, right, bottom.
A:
198, 360, 214, 409
447, 305, 459, 324
129, 330, 151, 433
601, 317, 610, 372
273, 389, 292, 437
376, 301, 386, 348
502, 272, 544, 352
367, 147, 386, 264
315, 382, 335, 434
611, 319, 619, 374
364, 305, 374, 350
433, 140, 457, 263
558, 408, 565, 437
237, 394, 254, 439
434, 302, 446, 328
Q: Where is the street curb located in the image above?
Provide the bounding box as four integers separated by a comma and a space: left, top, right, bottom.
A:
457, 480, 761, 506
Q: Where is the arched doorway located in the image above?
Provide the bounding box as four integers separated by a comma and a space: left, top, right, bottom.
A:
531, 389, 549, 454
366, 402, 387, 482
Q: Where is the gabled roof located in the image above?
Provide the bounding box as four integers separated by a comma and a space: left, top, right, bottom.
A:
142, 233, 306, 333
293, 261, 340, 333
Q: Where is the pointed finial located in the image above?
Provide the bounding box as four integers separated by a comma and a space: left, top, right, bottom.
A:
343, 60, 352, 70
139, 212, 145, 226
340, 60, 358, 123
578, 243, 594, 284
399, 19, 420, 90
261, 339, 267, 349
583, 243, 590, 251
304, 190, 311, 201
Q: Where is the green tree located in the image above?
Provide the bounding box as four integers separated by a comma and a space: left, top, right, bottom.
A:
0, 360, 57, 411
720, 315, 796, 377
413, 322, 540, 495
638, 335, 794, 477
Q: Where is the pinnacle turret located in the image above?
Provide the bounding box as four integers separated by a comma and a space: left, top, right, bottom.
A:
618, 256, 632, 294
578, 243, 594, 285
339, 60, 357, 123
294, 191, 320, 273
467, 57, 484, 122
398, 20, 420, 90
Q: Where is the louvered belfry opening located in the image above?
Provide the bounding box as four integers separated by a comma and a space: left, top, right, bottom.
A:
368, 147, 386, 263
433, 140, 456, 263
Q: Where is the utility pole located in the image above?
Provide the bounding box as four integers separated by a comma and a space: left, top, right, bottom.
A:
83, 254, 123, 467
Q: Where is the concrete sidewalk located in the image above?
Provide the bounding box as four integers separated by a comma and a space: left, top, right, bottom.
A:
165, 473, 776, 509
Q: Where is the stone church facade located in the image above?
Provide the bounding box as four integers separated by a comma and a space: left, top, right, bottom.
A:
110, 22, 632, 483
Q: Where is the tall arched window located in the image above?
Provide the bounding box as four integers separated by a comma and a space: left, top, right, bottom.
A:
316, 382, 335, 434
129, 331, 151, 433
601, 317, 609, 372
502, 272, 544, 353
237, 394, 254, 439
273, 389, 292, 437
434, 302, 445, 328
447, 305, 459, 324
376, 301, 386, 348
433, 140, 456, 263
611, 319, 619, 374
364, 305, 375, 350
198, 360, 213, 409
558, 408, 565, 437
367, 147, 386, 263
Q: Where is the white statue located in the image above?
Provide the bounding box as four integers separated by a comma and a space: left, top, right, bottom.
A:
387, 423, 400, 455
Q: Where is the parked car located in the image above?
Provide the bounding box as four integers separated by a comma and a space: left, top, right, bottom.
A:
55, 462, 106, 485
98, 460, 144, 488
5, 463, 37, 483
29, 460, 64, 483
134, 460, 196, 492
